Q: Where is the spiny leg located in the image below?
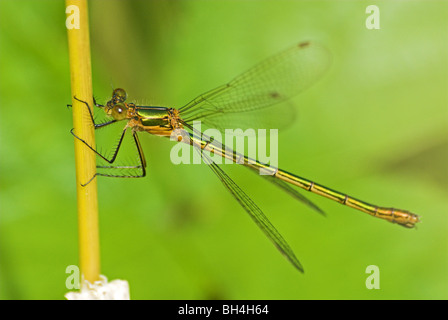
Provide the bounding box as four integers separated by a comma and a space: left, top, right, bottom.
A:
73, 96, 116, 129
95, 132, 146, 178
81, 132, 147, 186
71, 126, 127, 164
70, 96, 147, 185
70, 96, 127, 164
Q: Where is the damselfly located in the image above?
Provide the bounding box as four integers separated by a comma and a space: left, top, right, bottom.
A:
71, 41, 419, 272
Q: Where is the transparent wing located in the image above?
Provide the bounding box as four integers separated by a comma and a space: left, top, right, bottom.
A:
191, 136, 304, 272
194, 101, 298, 133
179, 41, 331, 129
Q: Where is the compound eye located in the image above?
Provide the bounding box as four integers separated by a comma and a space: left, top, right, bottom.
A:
111, 103, 127, 120
112, 88, 127, 103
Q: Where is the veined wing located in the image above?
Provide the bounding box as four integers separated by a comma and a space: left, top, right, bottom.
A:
179, 41, 331, 126
190, 135, 304, 272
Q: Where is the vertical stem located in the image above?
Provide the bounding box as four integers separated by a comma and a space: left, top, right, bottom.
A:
66, 0, 100, 283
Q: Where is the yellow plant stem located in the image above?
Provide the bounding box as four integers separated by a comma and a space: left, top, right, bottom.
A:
66, 0, 100, 284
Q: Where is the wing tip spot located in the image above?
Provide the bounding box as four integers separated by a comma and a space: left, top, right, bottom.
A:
270, 91, 281, 99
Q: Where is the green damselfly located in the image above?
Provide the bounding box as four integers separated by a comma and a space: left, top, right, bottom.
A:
71, 41, 419, 272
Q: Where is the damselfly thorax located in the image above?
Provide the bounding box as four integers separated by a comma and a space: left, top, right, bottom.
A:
103, 88, 184, 138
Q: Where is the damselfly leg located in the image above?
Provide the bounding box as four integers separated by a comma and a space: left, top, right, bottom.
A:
71, 97, 146, 185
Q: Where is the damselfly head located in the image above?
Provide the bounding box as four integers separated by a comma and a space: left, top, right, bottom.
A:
104, 88, 128, 117
112, 88, 127, 104
110, 102, 128, 120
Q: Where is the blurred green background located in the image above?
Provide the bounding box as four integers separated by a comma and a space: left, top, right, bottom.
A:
0, 0, 447, 300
